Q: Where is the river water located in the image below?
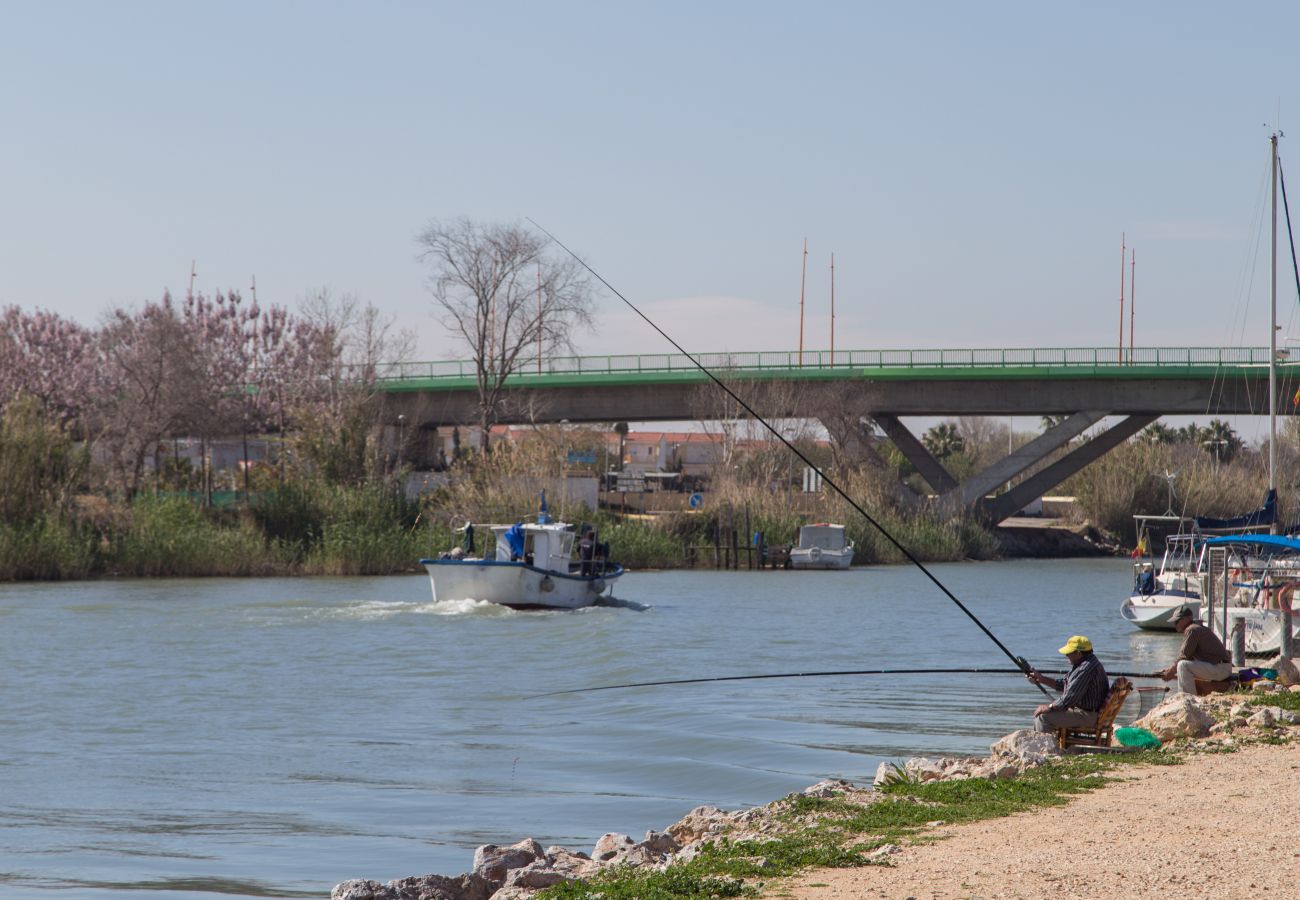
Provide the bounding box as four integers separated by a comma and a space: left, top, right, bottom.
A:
0, 559, 1182, 899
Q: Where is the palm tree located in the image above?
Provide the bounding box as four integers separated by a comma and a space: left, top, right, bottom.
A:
923, 422, 965, 460
1139, 422, 1177, 445
1201, 418, 1241, 464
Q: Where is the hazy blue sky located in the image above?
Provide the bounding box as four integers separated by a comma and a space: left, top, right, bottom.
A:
4, 1, 1300, 382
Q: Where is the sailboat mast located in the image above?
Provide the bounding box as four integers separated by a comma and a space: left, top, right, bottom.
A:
1118, 232, 1126, 362
1270, 133, 1279, 518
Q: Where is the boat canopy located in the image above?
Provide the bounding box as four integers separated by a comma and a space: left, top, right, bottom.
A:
1200, 532, 1300, 552
798, 524, 848, 550
1194, 490, 1276, 532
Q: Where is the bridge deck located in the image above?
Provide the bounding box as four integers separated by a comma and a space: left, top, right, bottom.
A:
373, 346, 1283, 392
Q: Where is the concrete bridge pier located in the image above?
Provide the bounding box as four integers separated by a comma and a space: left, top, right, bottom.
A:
862, 411, 1159, 524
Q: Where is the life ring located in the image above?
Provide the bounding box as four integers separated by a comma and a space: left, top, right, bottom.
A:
1276, 583, 1295, 612
808, 546, 823, 562
539, 576, 555, 593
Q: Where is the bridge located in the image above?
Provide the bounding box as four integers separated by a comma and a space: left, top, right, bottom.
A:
374, 346, 1297, 523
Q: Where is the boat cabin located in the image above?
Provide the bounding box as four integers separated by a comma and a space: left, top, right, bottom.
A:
491, 522, 575, 570
797, 523, 848, 551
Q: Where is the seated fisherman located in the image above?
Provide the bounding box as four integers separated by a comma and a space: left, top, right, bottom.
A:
1161, 605, 1232, 694
1136, 563, 1156, 595
1024, 635, 1110, 733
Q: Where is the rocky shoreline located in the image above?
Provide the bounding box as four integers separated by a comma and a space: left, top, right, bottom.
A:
330, 669, 1300, 900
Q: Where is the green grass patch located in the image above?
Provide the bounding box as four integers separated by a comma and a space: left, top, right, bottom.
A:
535, 752, 1174, 900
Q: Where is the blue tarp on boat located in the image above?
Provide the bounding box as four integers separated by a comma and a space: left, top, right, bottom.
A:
1195, 489, 1276, 531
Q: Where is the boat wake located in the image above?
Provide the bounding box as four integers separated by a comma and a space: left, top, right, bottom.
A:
593, 595, 650, 612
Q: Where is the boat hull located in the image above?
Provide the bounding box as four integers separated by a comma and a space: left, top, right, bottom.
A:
1120, 594, 1201, 631
419, 558, 622, 610
1209, 608, 1300, 656
788, 548, 854, 570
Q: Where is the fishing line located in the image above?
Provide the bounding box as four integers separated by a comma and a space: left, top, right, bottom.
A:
530, 667, 1166, 698
527, 218, 1051, 697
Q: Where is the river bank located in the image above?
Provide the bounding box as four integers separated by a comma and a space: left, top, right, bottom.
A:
781, 738, 1300, 899
330, 690, 1300, 900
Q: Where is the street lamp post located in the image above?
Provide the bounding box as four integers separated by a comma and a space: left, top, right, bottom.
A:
396, 414, 407, 471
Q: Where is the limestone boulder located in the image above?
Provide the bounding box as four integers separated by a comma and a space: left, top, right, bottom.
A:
1133, 694, 1215, 741
664, 806, 731, 845
472, 839, 544, 885
1267, 655, 1300, 686
989, 730, 1062, 767
331, 873, 491, 900
591, 832, 635, 863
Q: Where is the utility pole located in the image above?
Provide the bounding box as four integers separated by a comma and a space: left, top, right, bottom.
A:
1117, 233, 1125, 363
829, 252, 836, 366
798, 238, 807, 367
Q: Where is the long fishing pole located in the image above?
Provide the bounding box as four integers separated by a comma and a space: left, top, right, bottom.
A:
531, 667, 1167, 698
527, 219, 1052, 697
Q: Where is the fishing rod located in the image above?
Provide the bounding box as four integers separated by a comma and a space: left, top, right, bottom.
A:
531, 667, 1168, 698
527, 219, 1053, 697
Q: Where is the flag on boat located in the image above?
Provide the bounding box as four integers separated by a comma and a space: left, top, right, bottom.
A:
1131, 533, 1149, 559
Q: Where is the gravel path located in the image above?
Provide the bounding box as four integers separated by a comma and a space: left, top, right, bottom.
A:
777, 742, 1300, 899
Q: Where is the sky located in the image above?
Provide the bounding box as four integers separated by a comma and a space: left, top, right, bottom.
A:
5, 2, 1300, 443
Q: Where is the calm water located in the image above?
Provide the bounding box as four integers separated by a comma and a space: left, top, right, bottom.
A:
0, 559, 1183, 899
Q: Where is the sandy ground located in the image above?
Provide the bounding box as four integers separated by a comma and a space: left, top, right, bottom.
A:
776, 742, 1300, 900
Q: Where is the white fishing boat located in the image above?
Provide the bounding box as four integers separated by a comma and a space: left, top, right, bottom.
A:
788, 523, 854, 570
1120, 529, 1202, 631
418, 494, 623, 610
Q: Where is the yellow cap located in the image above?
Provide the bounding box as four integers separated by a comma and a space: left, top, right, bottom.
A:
1058, 635, 1092, 654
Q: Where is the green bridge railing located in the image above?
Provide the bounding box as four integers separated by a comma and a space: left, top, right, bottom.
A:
370, 346, 1279, 382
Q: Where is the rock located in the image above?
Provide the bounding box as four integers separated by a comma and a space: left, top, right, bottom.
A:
800, 778, 852, 798
1278, 709, 1300, 725
544, 847, 596, 879
333, 880, 386, 900
1247, 707, 1279, 727
333, 874, 491, 900
472, 839, 543, 884
502, 861, 568, 890
903, 757, 947, 782
1267, 655, 1300, 686
592, 832, 635, 862
990, 730, 1062, 767
641, 830, 680, 855
665, 806, 731, 845
1133, 694, 1215, 740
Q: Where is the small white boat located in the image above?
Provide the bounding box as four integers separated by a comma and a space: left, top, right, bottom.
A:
1120, 532, 1202, 631
418, 495, 623, 610
788, 523, 854, 570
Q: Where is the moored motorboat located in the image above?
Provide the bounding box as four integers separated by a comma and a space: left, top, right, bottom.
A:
788, 523, 854, 570
418, 494, 623, 610
1120, 530, 1202, 631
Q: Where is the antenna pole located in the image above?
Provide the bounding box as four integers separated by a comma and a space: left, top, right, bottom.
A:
250, 275, 257, 304
537, 264, 543, 375
798, 238, 807, 367
188, 260, 197, 301
1128, 249, 1135, 364
1117, 233, 1125, 363
829, 252, 836, 367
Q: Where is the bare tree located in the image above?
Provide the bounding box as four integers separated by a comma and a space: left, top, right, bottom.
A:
416, 218, 594, 450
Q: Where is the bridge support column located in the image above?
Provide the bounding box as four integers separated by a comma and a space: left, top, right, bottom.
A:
871, 414, 958, 494
943, 411, 1108, 514
977, 413, 1158, 523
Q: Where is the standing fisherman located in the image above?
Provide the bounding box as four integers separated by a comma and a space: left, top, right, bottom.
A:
1024, 635, 1110, 733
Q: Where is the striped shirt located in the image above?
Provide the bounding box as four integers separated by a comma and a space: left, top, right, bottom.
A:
1049, 652, 1110, 712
